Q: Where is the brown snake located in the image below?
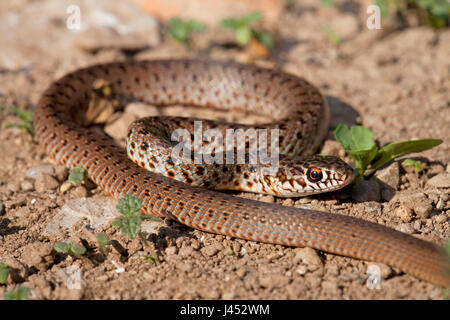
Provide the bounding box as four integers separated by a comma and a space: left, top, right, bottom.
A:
34, 59, 449, 287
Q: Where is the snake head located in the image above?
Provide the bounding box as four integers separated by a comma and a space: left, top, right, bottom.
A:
256, 155, 354, 197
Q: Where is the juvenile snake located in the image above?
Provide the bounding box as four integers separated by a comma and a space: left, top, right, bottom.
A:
34, 60, 449, 287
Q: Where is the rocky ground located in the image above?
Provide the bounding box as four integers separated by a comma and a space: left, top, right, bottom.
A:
0, 0, 449, 299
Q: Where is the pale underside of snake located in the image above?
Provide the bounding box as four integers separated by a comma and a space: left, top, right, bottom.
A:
34, 59, 449, 287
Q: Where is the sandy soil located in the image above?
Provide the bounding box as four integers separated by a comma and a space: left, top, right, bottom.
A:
0, 0, 449, 299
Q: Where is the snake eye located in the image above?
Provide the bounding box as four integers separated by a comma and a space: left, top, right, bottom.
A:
307, 167, 323, 182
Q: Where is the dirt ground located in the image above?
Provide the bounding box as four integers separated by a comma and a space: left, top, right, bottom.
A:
0, 0, 449, 300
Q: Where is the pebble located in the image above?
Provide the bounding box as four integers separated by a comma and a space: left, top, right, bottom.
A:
26, 163, 55, 179
60, 180, 74, 193
352, 178, 381, 202
294, 247, 323, 271
21, 242, 53, 267
415, 203, 433, 219
426, 173, 450, 188
0, 202, 5, 215
396, 223, 414, 234
436, 199, 445, 210
201, 243, 223, 257
395, 205, 414, 223
34, 173, 60, 193
20, 180, 34, 191
435, 214, 448, 224
45, 197, 120, 237
259, 195, 274, 203
375, 162, 400, 190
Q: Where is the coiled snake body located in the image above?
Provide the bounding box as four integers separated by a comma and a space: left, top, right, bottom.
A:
34, 60, 449, 287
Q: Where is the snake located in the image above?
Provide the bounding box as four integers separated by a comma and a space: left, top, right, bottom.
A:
34, 59, 449, 288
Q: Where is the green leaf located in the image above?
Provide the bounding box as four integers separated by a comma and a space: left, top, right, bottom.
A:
220, 18, 242, 30
96, 233, 110, 246
70, 243, 86, 255
68, 167, 87, 185
3, 286, 30, 300
168, 17, 205, 46
243, 12, 262, 24
347, 146, 378, 175
54, 242, 71, 253
116, 194, 142, 215
371, 138, 442, 171
253, 30, 274, 49
323, 27, 342, 46
236, 26, 251, 46
333, 124, 375, 151
321, 0, 335, 6
112, 214, 142, 240
0, 263, 9, 284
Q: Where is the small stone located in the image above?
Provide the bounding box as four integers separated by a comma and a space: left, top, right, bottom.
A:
413, 220, 422, 230
296, 265, 307, 275
26, 163, 55, 179
68, 185, 88, 198
259, 195, 274, 203
294, 247, 323, 271
34, 173, 60, 193
435, 214, 448, 224
60, 181, 73, 193
236, 267, 247, 279
54, 166, 69, 182
375, 162, 400, 190
20, 180, 34, 191
352, 178, 381, 202
427, 173, 450, 188
415, 203, 432, 219
436, 199, 445, 210
201, 243, 223, 257
396, 223, 414, 234
0, 202, 5, 215
21, 242, 53, 267
395, 205, 414, 223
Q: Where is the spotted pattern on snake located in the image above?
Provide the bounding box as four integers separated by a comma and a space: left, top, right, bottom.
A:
34, 59, 450, 287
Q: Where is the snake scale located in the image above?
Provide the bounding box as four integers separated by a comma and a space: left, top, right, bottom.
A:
34, 59, 449, 287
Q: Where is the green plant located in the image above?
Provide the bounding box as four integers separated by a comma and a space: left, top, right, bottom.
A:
167, 17, 205, 48
3, 286, 30, 300
333, 124, 442, 178
0, 263, 9, 285
68, 167, 88, 185
220, 12, 274, 49
321, 0, 336, 6
402, 158, 430, 173
54, 241, 86, 256
5, 106, 34, 136
96, 232, 110, 257
112, 194, 161, 264
375, 0, 449, 29
323, 27, 342, 46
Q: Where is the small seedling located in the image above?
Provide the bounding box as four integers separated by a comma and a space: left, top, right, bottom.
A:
5, 106, 34, 136
112, 194, 161, 264
68, 167, 88, 185
402, 158, 430, 173
220, 12, 274, 49
323, 27, 342, 46
333, 124, 442, 179
0, 263, 9, 285
3, 286, 30, 300
96, 232, 110, 257
54, 241, 87, 261
167, 17, 205, 48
